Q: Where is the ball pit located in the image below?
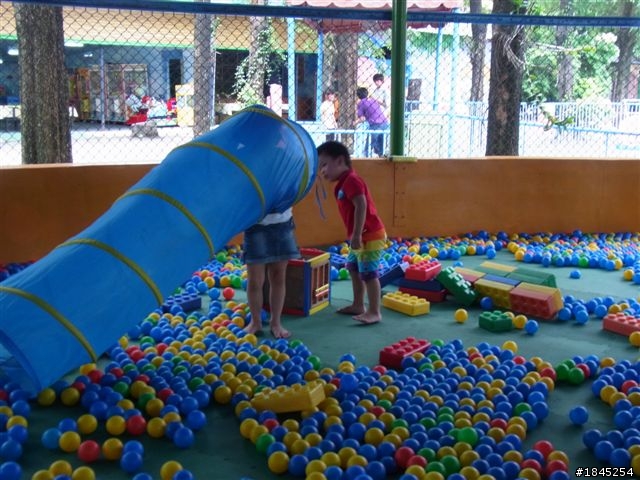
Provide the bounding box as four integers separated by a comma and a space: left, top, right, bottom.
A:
1, 232, 640, 478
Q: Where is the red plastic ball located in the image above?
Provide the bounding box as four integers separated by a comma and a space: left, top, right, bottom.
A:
520, 458, 542, 473
126, 415, 147, 436
262, 418, 279, 432
545, 459, 569, 476
394, 446, 415, 469
406, 455, 427, 468
533, 440, 555, 459
77, 440, 101, 463
222, 287, 235, 300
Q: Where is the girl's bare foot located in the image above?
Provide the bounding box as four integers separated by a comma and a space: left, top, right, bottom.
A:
270, 326, 291, 339
337, 304, 365, 315
243, 323, 263, 336
353, 312, 381, 324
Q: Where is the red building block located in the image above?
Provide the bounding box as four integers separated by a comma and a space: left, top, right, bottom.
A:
405, 259, 442, 282
379, 337, 431, 370
509, 285, 557, 320
603, 313, 640, 336
399, 286, 447, 303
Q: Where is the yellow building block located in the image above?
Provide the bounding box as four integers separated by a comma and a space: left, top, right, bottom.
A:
479, 261, 516, 273
474, 278, 514, 309
516, 282, 563, 310
251, 381, 326, 413
382, 291, 430, 316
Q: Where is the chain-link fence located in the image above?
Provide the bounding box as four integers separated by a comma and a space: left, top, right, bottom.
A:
0, 0, 638, 165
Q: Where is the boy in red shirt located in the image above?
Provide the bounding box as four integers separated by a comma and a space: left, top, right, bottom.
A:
317, 141, 386, 324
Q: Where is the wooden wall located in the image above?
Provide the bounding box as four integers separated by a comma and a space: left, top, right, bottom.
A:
1, 158, 639, 263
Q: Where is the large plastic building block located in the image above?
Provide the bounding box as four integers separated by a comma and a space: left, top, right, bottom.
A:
603, 313, 640, 336
379, 337, 431, 369
435, 267, 477, 306
382, 291, 430, 316
506, 267, 557, 288
473, 278, 514, 309
264, 248, 330, 316
399, 286, 447, 303
330, 252, 347, 269
453, 267, 485, 284
479, 310, 513, 332
478, 261, 516, 274
251, 381, 326, 413
379, 263, 407, 288
162, 292, 202, 313
398, 278, 443, 292
514, 282, 563, 310
509, 285, 558, 320
481, 274, 520, 287
405, 259, 442, 282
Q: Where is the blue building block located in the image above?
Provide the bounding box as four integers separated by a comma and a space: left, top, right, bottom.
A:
481, 273, 521, 287
379, 263, 406, 288
398, 278, 443, 292
162, 292, 202, 313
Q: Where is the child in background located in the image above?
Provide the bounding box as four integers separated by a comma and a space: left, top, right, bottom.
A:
317, 140, 386, 325
320, 89, 338, 141
243, 208, 299, 338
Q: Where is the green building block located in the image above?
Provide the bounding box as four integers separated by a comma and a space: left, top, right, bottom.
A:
507, 267, 557, 288
436, 266, 477, 306
479, 310, 513, 332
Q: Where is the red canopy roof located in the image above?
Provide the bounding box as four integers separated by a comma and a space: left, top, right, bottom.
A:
287, 1, 462, 32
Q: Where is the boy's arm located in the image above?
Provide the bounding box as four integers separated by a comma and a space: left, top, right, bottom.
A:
350, 194, 367, 250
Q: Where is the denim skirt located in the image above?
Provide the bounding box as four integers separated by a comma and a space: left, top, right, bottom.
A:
243, 218, 300, 264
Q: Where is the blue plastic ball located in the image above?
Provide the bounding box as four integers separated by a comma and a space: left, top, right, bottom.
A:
524, 320, 539, 335
569, 269, 582, 279
120, 451, 144, 474
0, 461, 22, 480
569, 406, 589, 425
479, 296, 493, 310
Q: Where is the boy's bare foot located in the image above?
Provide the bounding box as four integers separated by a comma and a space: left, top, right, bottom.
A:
353, 312, 381, 325
270, 326, 291, 339
337, 305, 365, 315
244, 323, 263, 336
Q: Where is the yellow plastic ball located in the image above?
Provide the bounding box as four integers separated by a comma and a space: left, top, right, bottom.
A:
147, 417, 167, 438
71, 466, 96, 480
305, 459, 327, 475
502, 340, 518, 353
101, 437, 124, 461
214, 385, 233, 404
267, 451, 290, 474
37, 388, 57, 406
160, 460, 183, 480
239, 418, 258, 440
623, 268, 634, 281
60, 387, 81, 406
59, 431, 81, 453
630, 331, 640, 347
454, 309, 469, 323
76, 414, 98, 435
105, 415, 126, 436
49, 460, 73, 476
513, 314, 527, 329
32, 471, 54, 480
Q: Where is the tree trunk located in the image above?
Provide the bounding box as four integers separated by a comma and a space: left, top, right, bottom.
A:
193, 0, 216, 137
469, 0, 487, 102
555, 0, 574, 100
485, 0, 526, 156
322, 33, 338, 92
14, 4, 71, 164
334, 32, 358, 130
247, 0, 269, 104
611, 0, 637, 102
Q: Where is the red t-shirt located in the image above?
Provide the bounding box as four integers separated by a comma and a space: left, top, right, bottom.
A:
334, 169, 385, 241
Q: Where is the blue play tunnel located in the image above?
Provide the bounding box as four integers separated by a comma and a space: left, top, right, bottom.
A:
0, 105, 317, 394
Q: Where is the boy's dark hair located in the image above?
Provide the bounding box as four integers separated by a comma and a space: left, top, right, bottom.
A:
324, 89, 335, 97
373, 73, 384, 83
356, 87, 368, 100
317, 141, 351, 168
